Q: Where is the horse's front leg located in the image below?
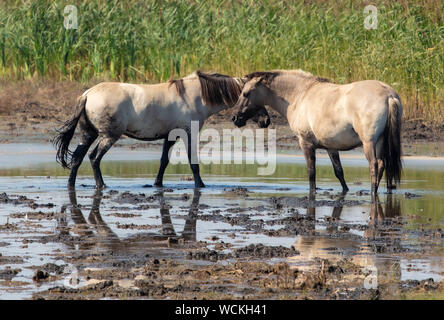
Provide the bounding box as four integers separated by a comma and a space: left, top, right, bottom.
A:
300, 142, 316, 198
154, 138, 176, 187
185, 129, 205, 188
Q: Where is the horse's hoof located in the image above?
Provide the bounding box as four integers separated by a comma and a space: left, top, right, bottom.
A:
154, 181, 163, 188
195, 182, 206, 188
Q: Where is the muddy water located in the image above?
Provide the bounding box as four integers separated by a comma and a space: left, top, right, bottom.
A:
0, 144, 443, 299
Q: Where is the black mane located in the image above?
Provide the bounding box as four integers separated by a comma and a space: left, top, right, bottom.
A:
169, 71, 243, 107
196, 70, 243, 107
168, 79, 185, 95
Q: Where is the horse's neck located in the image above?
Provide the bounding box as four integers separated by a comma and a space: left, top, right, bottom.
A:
268, 75, 316, 120
267, 81, 296, 120
206, 103, 230, 117
267, 92, 290, 120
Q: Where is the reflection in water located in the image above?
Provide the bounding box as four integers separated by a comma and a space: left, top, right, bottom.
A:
291, 195, 404, 283
58, 188, 200, 257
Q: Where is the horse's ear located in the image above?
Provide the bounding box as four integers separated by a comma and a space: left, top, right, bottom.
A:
257, 76, 266, 86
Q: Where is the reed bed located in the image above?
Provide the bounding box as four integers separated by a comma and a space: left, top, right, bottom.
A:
0, 0, 442, 121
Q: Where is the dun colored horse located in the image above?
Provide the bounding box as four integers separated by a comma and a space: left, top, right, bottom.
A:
54, 71, 270, 189
233, 70, 402, 198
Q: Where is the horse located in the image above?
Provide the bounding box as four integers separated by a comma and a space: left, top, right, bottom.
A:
232, 70, 402, 198
54, 71, 271, 190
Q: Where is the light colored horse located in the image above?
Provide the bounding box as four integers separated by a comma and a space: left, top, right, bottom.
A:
54, 71, 270, 189
233, 70, 402, 197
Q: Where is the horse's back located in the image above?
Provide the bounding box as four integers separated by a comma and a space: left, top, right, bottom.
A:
80, 81, 203, 140
294, 80, 398, 149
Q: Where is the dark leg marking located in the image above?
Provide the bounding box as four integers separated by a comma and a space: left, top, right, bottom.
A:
363, 141, 379, 200
68, 132, 98, 189
301, 142, 316, 197
327, 150, 349, 193
154, 138, 177, 187
185, 130, 205, 188
89, 135, 119, 189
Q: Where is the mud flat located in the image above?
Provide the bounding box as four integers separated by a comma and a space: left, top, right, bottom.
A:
0, 144, 444, 299
0, 145, 443, 300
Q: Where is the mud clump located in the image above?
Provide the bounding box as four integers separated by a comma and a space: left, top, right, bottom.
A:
233, 244, 300, 258
187, 249, 225, 262
0, 255, 24, 265
0, 267, 20, 280
186, 244, 300, 261
37, 263, 66, 275
115, 222, 157, 230
115, 191, 157, 204
0, 192, 54, 209
224, 187, 250, 197
10, 211, 55, 220
404, 192, 422, 199
272, 196, 365, 209
33, 270, 49, 281
0, 192, 33, 205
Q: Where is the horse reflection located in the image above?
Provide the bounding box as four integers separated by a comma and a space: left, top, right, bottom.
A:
290, 195, 403, 284
305, 194, 345, 234
58, 188, 200, 256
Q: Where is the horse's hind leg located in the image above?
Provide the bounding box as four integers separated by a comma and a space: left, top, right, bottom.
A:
300, 142, 316, 198
375, 137, 386, 191
327, 150, 349, 193
363, 141, 379, 199
68, 122, 98, 189
88, 135, 119, 189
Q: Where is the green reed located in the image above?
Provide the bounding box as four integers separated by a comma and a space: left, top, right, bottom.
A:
0, 0, 442, 121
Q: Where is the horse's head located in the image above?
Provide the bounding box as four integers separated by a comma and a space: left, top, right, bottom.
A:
232, 76, 271, 128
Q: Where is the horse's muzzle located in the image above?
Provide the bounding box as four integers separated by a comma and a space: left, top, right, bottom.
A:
232, 115, 246, 128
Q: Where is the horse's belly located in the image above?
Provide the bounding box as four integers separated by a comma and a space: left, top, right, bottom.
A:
125, 105, 178, 140
125, 121, 170, 140
316, 126, 362, 150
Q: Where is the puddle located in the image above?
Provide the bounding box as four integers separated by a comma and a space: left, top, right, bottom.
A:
0, 144, 443, 299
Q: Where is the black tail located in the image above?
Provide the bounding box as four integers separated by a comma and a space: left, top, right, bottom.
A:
383, 95, 403, 187
53, 96, 87, 169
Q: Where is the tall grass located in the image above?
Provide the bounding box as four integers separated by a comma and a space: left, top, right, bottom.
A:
0, 0, 443, 122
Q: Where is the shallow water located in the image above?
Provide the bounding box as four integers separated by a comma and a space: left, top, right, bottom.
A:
0, 144, 443, 299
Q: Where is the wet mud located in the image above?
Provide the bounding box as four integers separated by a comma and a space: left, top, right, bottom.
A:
0, 179, 442, 300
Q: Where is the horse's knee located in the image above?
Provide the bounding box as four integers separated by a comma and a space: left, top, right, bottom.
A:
88, 148, 98, 162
